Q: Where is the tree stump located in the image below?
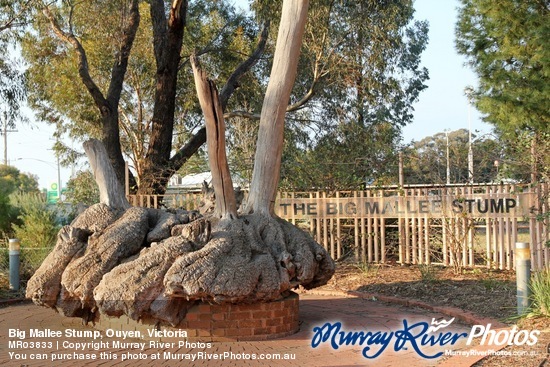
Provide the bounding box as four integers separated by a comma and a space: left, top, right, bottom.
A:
27, 0, 334, 329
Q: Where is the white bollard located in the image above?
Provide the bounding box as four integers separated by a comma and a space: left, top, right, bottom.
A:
9, 239, 21, 291
515, 242, 531, 315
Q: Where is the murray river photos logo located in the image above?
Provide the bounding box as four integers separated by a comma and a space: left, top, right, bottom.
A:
311, 318, 540, 360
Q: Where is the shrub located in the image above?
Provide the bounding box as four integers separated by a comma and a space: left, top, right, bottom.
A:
530, 267, 550, 316
10, 193, 59, 249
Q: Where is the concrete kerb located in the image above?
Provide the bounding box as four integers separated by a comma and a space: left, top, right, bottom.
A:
298, 288, 512, 367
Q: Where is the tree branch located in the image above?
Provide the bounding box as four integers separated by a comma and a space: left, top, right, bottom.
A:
149, 0, 167, 66
0, 0, 33, 32
105, 0, 140, 107
83, 139, 130, 210
169, 127, 207, 172
219, 21, 270, 108
42, 4, 109, 114
168, 21, 270, 172
224, 110, 261, 120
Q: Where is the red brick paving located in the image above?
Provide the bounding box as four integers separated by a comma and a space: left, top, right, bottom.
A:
0, 292, 503, 366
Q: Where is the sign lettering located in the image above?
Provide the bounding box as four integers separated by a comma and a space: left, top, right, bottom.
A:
275, 193, 532, 219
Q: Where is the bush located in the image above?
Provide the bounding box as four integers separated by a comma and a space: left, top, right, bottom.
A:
10, 193, 59, 249
0, 193, 18, 238
530, 267, 550, 316
65, 170, 99, 206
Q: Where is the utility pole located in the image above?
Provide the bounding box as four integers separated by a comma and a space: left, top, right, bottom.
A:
465, 87, 474, 184
467, 102, 474, 184
445, 130, 450, 185
398, 150, 404, 187
2, 112, 18, 165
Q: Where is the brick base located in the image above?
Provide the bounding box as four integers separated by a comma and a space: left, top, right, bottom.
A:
95, 292, 300, 342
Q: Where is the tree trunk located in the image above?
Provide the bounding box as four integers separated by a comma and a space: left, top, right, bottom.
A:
191, 55, 237, 220
245, 0, 310, 215
83, 139, 130, 211
139, 0, 188, 195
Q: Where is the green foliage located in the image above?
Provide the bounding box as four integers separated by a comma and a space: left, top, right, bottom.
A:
0, 1, 31, 130
0, 191, 16, 238
22, 0, 258, 179
10, 192, 59, 249
456, 0, 549, 134
22, 0, 429, 193
418, 264, 439, 283
247, 0, 430, 190
403, 129, 502, 184
0, 165, 40, 237
0, 165, 39, 194
495, 131, 550, 184
456, 1, 549, 243
280, 121, 401, 190
354, 262, 380, 278
529, 267, 550, 317
64, 170, 99, 207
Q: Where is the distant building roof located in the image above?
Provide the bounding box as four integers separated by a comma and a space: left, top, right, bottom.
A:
168, 172, 212, 190
168, 172, 247, 191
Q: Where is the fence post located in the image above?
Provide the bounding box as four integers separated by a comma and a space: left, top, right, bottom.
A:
515, 242, 531, 315
9, 238, 20, 291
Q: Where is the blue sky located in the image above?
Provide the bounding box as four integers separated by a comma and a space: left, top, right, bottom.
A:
7, 0, 492, 190
402, 0, 492, 143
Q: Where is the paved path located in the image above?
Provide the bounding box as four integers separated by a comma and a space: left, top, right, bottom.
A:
0, 293, 473, 367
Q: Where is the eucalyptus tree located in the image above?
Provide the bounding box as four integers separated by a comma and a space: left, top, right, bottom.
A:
26, 0, 335, 320
23, 0, 266, 194
23, 0, 429, 194
229, 0, 430, 190
0, 1, 32, 136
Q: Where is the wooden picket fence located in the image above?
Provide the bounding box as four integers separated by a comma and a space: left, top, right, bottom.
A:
129, 183, 549, 271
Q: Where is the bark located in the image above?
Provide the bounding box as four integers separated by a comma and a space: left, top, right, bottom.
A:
70, 203, 124, 234
27, 1, 334, 327
28, 201, 334, 321
26, 203, 123, 308
149, 294, 194, 327
94, 236, 195, 320
146, 210, 179, 243
163, 215, 334, 303
170, 217, 211, 245
61, 207, 149, 310
25, 226, 88, 307
83, 139, 130, 210
139, 0, 188, 195
191, 55, 237, 219
245, 0, 310, 215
